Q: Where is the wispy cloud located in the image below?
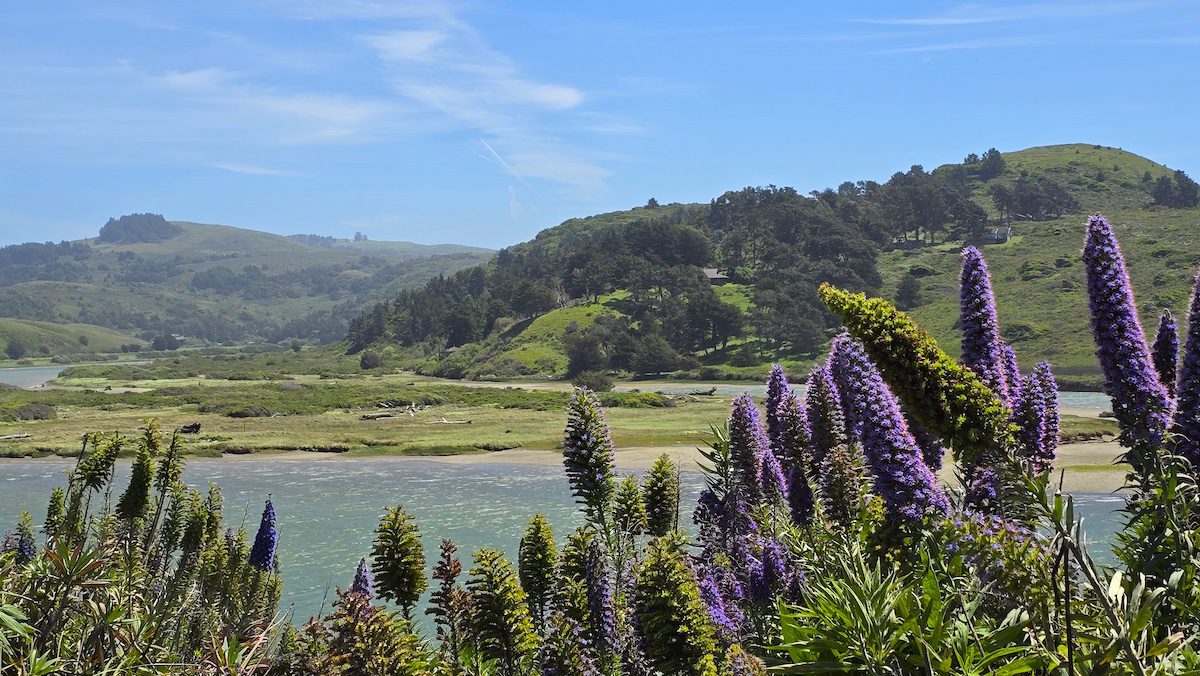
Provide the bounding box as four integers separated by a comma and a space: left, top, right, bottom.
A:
872, 36, 1046, 54
210, 162, 301, 176
853, 2, 1156, 27
152, 67, 394, 143
352, 3, 615, 196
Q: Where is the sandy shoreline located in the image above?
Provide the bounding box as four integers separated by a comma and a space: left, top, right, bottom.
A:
162, 438, 1132, 494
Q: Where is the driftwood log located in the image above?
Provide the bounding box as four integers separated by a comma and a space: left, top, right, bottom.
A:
0, 433, 33, 441
361, 412, 396, 420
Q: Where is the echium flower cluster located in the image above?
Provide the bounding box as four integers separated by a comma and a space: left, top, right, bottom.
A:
563, 387, 617, 524
1175, 271, 1200, 465
764, 364, 790, 451
1017, 362, 1060, 475
1083, 214, 1172, 465
830, 335, 949, 523
776, 393, 814, 524
584, 540, 620, 666
248, 499, 277, 572
805, 364, 846, 470
728, 393, 768, 505
350, 557, 373, 599
1152, 310, 1179, 399
960, 246, 1011, 404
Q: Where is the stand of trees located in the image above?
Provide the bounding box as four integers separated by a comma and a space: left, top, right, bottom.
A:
1152, 169, 1200, 208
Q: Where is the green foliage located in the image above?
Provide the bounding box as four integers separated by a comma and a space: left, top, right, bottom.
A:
819, 283, 1012, 467
468, 547, 540, 675
642, 453, 680, 537
114, 438, 154, 523
518, 513, 558, 627
633, 534, 720, 676
572, 369, 614, 392
613, 474, 647, 538
370, 505, 427, 618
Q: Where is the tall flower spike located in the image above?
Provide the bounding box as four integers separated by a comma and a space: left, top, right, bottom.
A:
1034, 361, 1060, 472
759, 447, 789, 511
1002, 343, 1021, 403
774, 393, 812, 469
248, 499, 277, 572
728, 393, 768, 505
1083, 214, 1171, 464
830, 335, 949, 523
764, 364, 790, 451
805, 364, 846, 471
1011, 371, 1049, 475
563, 387, 617, 524
584, 540, 620, 665
350, 557, 373, 599
1152, 310, 1179, 399
960, 246, 1010, 403
1174, 270, 1200, 465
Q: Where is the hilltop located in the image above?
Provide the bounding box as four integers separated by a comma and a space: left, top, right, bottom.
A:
0, 216, 493, 348
351, 144, 1197, 386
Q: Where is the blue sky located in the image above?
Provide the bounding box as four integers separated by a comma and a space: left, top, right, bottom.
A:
2, 1, 1198, 248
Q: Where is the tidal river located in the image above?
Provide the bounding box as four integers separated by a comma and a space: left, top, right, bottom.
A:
0, 457, 1124, 622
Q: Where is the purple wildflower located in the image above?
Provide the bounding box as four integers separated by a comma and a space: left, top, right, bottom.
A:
759, 447, 789, 509
563, 388, 617, 523
350, 557, 373, 599
830, 335, 950, 523
805, 364, 846, 470
1012, 372, 1049, 475
1002, 343, 1021, 403
786, 466, 814, 526
1153, 310, 1179, 399
584, 540, 619, 660
1034, 362, 1060, 472
765, 364, 790, 451
697, 567, 739, 642
910, 424, 945, 473
774, 393, 812, 469
1083, 214, 1172, 463
2, 528, 34, 565
965, 467, 999, 508
728, 393, 768, 504
1174, 271, 1200, 465
960, 247, 1010, 403
248, 499, 277, 572
747, 538, 789, 603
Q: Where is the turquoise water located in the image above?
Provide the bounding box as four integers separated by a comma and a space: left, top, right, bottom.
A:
0, 457, 1124, 622
0, 365, 72, 389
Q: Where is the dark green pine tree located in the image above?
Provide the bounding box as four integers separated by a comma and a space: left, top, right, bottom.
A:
468, 548, 540, 675
518, 513, 558, 628
371, 505, 427, 619
642, 454, 680, 537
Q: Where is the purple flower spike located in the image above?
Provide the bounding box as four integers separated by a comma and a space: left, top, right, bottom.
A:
350, 557, 373, 599
830, 335, 949, 523
774, 393, 812, 470
1153, 310, 1179, 399
729, 393, 768, 504
765, 364, 790, 450
248, 499, 277, 572
960, 247, 1010, 404
584, 540, 619, 659
697, 567, 739, 642
1012, 372, 1049, 475
805, 364, 846, 470
1034, 362, 1060, 472
759, 447, 789, 509
1002, 343, 1021, 403
563, 388, 617, 523
1174, 271, 1200, 465
1083, 214, 1171, 464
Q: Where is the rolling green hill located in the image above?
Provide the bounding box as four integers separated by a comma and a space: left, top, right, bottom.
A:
0, 319, 144, 359
0, 217, 493, 347
364, 144, 1197, 385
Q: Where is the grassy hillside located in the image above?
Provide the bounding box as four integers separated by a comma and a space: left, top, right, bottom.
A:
0, 219, 493, 344
379, 144, 1195, 385
0, 318, 144, 359
882, 206, 1197, 388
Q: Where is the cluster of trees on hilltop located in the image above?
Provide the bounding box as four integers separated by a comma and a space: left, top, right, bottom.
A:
348, 186, 882, 361
96, 213, 183, 243
1151, 169, 1200, 208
